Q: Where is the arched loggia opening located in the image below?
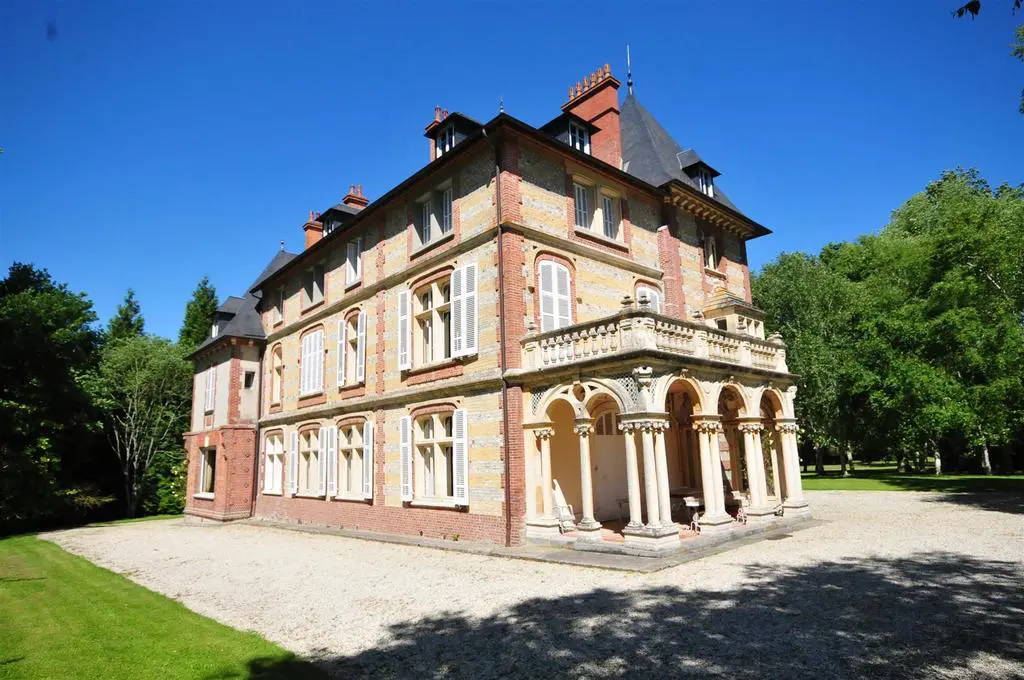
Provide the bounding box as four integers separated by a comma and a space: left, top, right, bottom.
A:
760, 389, 787, 503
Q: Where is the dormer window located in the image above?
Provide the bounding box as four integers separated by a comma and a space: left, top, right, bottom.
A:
322, 219, 341, 237
569, 122, 590, 155
211, 323, 219, 338
435, 125, 455, 159
697, 168, 715, 198
703, 232, 719, 271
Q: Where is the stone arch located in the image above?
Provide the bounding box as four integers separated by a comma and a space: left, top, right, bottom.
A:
711, 380, 751, 419
534, 379, 631, 422
653, 373, 705, 415
759, 387, 787, 421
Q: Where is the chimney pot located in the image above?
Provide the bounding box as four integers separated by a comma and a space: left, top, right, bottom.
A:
442, 108, 449, 119
434, 105, 441, 122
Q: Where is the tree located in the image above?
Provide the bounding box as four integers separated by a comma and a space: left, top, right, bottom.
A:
107, 289, 145, 341
0, 264, 109, 531
85, 336, 192, 516
179, 276, 218, 351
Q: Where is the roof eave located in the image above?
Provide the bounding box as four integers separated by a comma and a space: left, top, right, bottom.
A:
662, 180, 771, 239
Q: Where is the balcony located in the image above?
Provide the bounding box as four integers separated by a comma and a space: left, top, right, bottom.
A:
518, 308, 789, 375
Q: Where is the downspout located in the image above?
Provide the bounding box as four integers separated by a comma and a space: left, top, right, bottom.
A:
482, 128, 513, 547
251, 340, 264, 517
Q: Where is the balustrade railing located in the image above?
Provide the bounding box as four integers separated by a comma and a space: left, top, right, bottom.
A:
521, 309, 789, 374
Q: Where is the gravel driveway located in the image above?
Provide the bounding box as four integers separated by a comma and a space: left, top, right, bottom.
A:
43, 492, 1024, 679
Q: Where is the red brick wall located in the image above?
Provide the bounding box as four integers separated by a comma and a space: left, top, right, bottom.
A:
657, 225, 684, 319
562, 78, 621, 167
184, 425, 257, 521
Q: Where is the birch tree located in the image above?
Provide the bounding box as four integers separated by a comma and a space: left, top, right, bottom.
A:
86, 336, 191, 515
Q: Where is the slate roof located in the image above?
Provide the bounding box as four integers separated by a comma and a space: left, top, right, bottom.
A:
620, 94, 741, 213
192, 249, 297, 356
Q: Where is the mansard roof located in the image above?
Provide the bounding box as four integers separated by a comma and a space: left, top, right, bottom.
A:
191, 249, 297, 358
620, 94, 739, 213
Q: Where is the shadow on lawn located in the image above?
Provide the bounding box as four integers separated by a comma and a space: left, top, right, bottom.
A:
222, 552, 1024, 679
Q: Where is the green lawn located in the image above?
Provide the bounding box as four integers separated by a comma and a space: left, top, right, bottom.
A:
801, 461, 1024, 492
0, 535, 325, 680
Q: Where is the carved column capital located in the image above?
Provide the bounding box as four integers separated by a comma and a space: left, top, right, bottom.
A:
573, 418, 593, 437
737, 422, 765, 435
618, 420, 638, 435
534, 427, 555, 440
692, 418, 722, 434
775, 420, 799, 435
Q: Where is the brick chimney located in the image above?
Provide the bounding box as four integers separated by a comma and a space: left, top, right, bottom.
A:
562, 64, 621, 167
424, 105, 450, 161
303, 210, 323, 249
342, 184, 369, 210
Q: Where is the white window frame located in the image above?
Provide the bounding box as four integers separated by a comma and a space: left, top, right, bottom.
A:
273, 289, 284, 324
297, 428, 323, 496
336, 424, 365, 499
270, 346, 283, 405
573, 182, 593, 230
704, 233, 719, 271
569, 122, 590, 155
263, 434, 284, 494
698, 168, 715, 197
401, 263, 478, 371
404, 409, 468, 506
303, 265, 325, 308
415, 184, 454, 247
197, 448, 216, 496
538, 260, 573, 332
345, 237, 363, 285
413, 281, 451, 368
601, 193, 621, 240
299, 329, 324, 396
636, 285, 662, 313
435, 124, 455, 159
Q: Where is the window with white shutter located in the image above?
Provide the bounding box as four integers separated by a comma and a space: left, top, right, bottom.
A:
300, 329, 324, 396
355, 311, 366, 383
398, 290, 411, 370
263, 433, 284, 494
399, 416, 412, 501
297, 428, 321, 495
601, 194, 621, 240
636, 286, 662, 313
362, 421, 374, 499
204, 366, 216, 413
538, 261, 573, 332
414, 183, 454, 247
323, 426, 336, 498
452, 409, 469, 506
459, 263, 478, 356
450, 267, 463, 357
287, 430, 299, 495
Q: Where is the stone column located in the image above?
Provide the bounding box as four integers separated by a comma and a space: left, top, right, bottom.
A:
776, 421, 810, 517
639, 422, 661, 528
740, 422, 774, 521
652, 420, 674, 528
619, 421, 643, 530
537, 428, 555, 518
574, 419, 601, 537
695, 419, 732, 531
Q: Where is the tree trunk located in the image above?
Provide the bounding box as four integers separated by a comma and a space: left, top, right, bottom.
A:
981, 440, 992, 475
815, 446, 825, 476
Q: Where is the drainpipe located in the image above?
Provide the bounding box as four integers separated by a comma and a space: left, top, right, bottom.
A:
251, 342, 264, 517
482, 128, 513, 547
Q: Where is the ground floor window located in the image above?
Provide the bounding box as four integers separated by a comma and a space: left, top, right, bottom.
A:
264, 434, 284, 494
415, 413, 454, 500
298, 429, 320, 495
337, 425, 364, 497
198, 448, 216, 495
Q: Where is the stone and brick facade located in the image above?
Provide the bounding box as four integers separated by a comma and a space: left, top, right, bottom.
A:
184, 63, 808, 554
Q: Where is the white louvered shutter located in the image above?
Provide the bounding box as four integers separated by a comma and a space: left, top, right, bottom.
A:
316, 428, 328, 497
461, 263, 478, 356
398, 290, 411, 371
450, 266, 464, 356
356, 311, 366, 383
555, 263, 572, 329
336, 319, 347, 387
453, 409, 469, 506
287, 430, 299, 495
441, 188, 453, 234
299, 334, 309, 395
325, 426, 338, 498
573, 183, 589, 228
260, 446, 269, 493
312, 330, 324, 393
539, 261, 555, 332
203, 367, 214, 412
362, 421, 374, 499
399, 416, 412, 501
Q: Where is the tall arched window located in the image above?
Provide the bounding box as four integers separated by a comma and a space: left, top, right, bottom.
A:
538, 260, 572, 332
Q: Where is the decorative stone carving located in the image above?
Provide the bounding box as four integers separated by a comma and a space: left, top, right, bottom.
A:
534, 427, 555, 440
573, 419, 593, 437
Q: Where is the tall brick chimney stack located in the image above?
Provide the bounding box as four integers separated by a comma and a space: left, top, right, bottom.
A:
562, 64, 621, 167
342, 184, 369, 210
303, 210, 323, 249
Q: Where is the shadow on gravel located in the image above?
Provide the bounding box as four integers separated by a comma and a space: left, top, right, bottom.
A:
924, 492, 1024, 516
223, 552, 1024, 679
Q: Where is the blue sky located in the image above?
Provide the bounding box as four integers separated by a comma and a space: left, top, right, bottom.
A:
1, 2, 1020, 339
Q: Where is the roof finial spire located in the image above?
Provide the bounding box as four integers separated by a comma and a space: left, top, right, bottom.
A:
280, 239, 285, 252
626, 44, 634, 95
499, 95, 504, 113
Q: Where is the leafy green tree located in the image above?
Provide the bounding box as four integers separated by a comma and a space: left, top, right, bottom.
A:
0, 264, 109, 530
179, 276, 218, 351
84, 336, 192, 516
106, 289, 145, 341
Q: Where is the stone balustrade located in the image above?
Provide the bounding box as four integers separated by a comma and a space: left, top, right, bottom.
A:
520, 308, 789, 374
